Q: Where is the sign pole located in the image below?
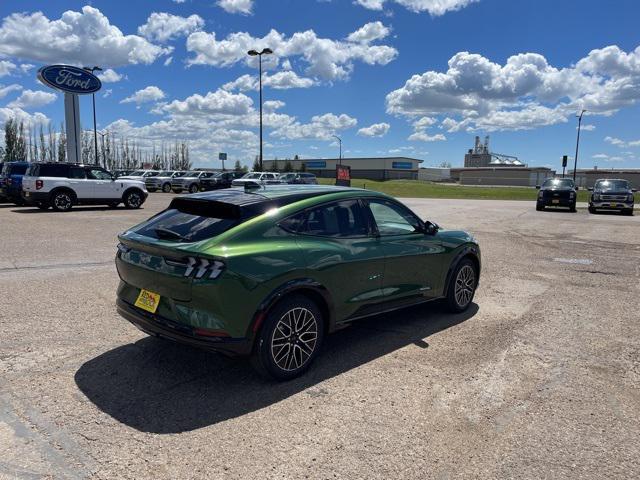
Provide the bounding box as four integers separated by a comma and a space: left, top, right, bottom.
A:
64, 93, 82, 164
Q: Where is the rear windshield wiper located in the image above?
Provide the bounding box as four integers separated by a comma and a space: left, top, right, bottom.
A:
154, 227, 186, 241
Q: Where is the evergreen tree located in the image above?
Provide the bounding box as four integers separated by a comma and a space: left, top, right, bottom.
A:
252, 156, 262, 172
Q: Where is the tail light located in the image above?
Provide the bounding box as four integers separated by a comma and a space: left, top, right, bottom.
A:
35, 180, 43, 190
184, 257, 225, 279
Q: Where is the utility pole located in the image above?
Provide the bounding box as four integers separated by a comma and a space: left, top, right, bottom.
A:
573, 109, 586, 182
247, 48, 273, 171
332, 135, 342, 165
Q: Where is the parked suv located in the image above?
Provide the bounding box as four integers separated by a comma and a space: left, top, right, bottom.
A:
170, 171, 217, 193
145, 171, 186, 193
231, 172, 283, 188
115, 185, 480, 379
22, 163, 148, 211
535, 178, 578, 212
279, 172, 318, 185
0, 161, 30, 205
200, 171, 244, 191
588, 179, 636, 215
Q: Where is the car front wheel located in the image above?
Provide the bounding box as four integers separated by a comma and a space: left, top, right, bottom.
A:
162, 183, 172, 193
446, 258, 477, 313
252, 294, 324, 381
188, 184, 199, 194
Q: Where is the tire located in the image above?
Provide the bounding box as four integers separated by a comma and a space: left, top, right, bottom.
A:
569, 203, 577, 213
14, 198, 26, 206
162, 183, 172, 193
624, 208, 634, 216
51, 190, 74, 212
251, 294, 325, 381
446, 258, 478, 313
536, 203, 544, 211
588, 206, 596, 214
172, 188, 182, 194
188, 183, 199, 194
123, 189, 144, 209
36, 202, 50, 210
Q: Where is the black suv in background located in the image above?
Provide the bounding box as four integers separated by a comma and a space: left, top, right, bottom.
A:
200, 171, 244, 191
536, 178, 578, 212
588, 179, 636, 215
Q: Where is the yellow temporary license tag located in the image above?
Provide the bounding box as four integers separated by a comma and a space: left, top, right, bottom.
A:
134, 289, 160, 314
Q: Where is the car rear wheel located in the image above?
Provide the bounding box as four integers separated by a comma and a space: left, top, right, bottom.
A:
123, 190, 144, 209
162, 183, 171, 193
446, 258, 477, 313
188, 183, 199, 194
51, 191, 74, 212
252, 294, 324, 381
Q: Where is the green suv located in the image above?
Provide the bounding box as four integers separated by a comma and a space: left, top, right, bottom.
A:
115, 185, 480, 379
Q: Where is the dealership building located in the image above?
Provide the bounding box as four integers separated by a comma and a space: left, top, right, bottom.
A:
262, 157, 423, 180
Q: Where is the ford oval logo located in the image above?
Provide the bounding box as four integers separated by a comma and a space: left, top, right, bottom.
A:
37, 65, 102, 95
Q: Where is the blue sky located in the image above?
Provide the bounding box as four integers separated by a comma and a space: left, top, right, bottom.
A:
1, 0, 639, 169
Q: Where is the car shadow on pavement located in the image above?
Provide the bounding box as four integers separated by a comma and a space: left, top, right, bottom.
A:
75, 302, 478, 434
11, 206, 142, 213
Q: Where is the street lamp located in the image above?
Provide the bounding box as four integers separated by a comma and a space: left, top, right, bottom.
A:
83, 66, 102, 166
573, 109, 586, 182
331, 135, 342, 165
247, 48, 273, 171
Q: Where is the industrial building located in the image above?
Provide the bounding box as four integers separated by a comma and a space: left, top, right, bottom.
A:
568, 169, 640, 188
262, 157, 423, 180
451, 167, 555, 187
464, 136, 524, 167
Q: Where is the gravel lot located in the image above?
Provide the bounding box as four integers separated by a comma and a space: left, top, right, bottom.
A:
1, 194, 639, 479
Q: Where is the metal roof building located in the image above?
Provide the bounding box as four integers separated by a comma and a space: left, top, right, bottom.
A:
262, 157, 423, 180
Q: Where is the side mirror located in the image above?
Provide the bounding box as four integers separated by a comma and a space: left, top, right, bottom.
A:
535, 185, 540, 189
575, 186, 579, 191
424, 221, 440, 235
588, 187, 594, 191
632, 189, 638, 193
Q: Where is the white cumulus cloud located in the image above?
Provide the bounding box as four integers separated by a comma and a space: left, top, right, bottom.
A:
121, 86, 166, 105
138, 12, 204, 43
98, 68, 124, 83
0, 6, 170, 67
272, 113, 357, 140
186, 23, 397, 81
358, 122, 390, 137
7, 89, 57, 109
355, 0, 478, 15
217, 0, 254, 15
347, 21, 391, 44
0, 60, 17, 77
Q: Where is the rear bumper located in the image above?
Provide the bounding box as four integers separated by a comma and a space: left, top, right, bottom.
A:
538, 198, 574, 207
116, 298, 253, 357
21, 190, 50, 203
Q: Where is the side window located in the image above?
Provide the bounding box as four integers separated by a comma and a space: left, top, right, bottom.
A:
86, 168, 111, 180
298, 200, 368, 238
69, 167, 86, 179
367, 199, 421, 236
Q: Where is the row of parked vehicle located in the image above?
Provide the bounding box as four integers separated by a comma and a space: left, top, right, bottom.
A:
535, 177, 636, 215
0, 161, 320, 211
113, 169, 318, 194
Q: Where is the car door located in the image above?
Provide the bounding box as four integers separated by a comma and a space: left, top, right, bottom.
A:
364, 198, 445, 310
86, 167, 120, 199
293, 199, 386, 322
66, 166, 92, 199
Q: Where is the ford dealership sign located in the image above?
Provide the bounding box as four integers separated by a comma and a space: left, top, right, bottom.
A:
37, 65, 102, 95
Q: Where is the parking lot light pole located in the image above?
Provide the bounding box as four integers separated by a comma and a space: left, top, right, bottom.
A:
573, 109, 586, 182
331, 135, 342, 165
247, 48, 273, 171
83, 66, 102, 165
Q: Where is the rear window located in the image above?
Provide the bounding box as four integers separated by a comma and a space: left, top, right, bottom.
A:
134, 198, 263, 243
32, 164, 70, 177
5, 163, 28, 175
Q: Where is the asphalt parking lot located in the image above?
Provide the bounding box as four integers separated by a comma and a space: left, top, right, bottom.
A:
1, 194, 639, 479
